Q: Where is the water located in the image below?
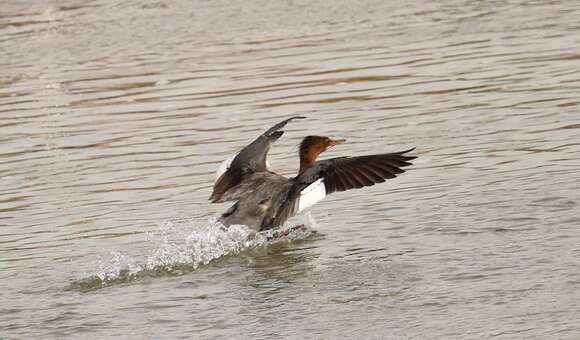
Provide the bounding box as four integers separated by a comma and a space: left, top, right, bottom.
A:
2, 0, 580, 338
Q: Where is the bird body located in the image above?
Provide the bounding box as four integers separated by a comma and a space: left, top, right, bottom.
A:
211, 117, 415, 231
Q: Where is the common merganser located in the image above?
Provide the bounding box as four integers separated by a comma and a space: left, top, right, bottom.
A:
212, 117, 416, 231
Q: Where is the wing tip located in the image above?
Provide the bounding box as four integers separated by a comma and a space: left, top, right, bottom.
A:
399, 147, 416, 154
265, 116, 307, 137
398, 147, 417, 162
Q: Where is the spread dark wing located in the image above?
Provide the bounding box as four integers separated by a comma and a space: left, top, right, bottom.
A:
321, 148, 416, 195
269, 148, 416, 228
210, 116, 305, 202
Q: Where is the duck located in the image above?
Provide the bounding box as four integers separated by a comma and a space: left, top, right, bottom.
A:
211, 116, 416, 231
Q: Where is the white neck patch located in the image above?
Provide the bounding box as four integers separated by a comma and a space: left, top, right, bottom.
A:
298, 178, 326, 212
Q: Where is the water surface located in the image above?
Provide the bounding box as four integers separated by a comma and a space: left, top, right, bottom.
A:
2, 0, 580, 339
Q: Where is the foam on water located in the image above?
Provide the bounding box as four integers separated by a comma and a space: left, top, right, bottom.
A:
69, 217, 313, 291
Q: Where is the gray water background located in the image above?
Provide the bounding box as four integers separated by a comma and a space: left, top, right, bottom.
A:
1, 0, 580, 339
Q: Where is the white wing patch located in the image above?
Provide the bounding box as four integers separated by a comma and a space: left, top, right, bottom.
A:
298, 178, 326, 212
214, 153, 271, 184
215, 154, 237, 182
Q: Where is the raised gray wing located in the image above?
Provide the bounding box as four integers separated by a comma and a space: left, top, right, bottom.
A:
209, 116, 305, 202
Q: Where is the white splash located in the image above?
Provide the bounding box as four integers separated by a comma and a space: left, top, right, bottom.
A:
90, 217, 313, 286
96, 251, 143, 282
143, 218, 260, 272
